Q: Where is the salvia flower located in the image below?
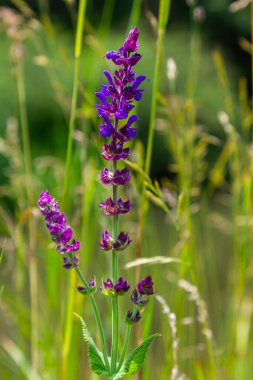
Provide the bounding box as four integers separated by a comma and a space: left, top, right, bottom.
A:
38, 190, 80, 269
77, 279, 96, 295
100, 277, 130, 297
96, 26, 146, 172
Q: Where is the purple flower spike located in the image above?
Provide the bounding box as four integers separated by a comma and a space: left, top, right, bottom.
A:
38, 191, 80, 262
137, 275, 154, 295
99, 197, 131, 216
125, 309, 141, 325
100, 167, 131, 186
105, 27, 141, 68
100, 277, 130, 297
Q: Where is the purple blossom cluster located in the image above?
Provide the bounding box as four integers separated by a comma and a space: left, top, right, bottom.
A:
100, 277, 130, 296
38, 190, 80, 269
126, 275, 154, 324
96, 26, 145, 219
99, 231, 132, 251
97, 27, 154, 323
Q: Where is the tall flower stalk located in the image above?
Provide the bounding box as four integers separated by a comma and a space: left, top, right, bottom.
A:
38, 27, 159, 378
97, 26, 145, 373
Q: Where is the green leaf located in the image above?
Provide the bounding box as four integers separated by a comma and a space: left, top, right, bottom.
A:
111, 333, 160, 380
74, 313, 109, 376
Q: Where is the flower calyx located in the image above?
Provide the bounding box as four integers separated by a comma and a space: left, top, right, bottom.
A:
125, 309, 142, 325
77, 279, 97, 295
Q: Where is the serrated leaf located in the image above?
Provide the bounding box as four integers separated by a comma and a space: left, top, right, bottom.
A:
74, 313, 109, 375
111, 333, 160, 380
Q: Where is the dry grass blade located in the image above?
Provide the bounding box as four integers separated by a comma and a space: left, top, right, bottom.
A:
125, 256, 182, 269
155, 295, 188, 380
178, 279, 213, 342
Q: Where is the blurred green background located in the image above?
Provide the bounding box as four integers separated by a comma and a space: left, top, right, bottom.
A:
1, 1, 253, 379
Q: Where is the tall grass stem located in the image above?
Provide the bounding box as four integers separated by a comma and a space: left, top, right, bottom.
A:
63, 0, 87, 207
127, 0, 142, 31
61, 1, 87, 377
16, 59, 39, 372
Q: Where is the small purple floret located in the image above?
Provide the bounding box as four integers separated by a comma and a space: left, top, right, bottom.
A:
123, 27, 139, 53
114, 277, 130, 294
112, 232, 132, 251
99, 230, 113, 251
100, 277, 130, 296
99, 230, 132, 251
38, 190, 60, 215
137, 275, 154, 295
99, 197, 131, 216
100, 167, 131, 186
56, 239, 80, 254
126, 309, 141, 324
101, 142, 130, 161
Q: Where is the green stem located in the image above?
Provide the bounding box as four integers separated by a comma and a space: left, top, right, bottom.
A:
111, 296, 119, 374
111, 159, 119, 374
60, 1, 87, 376
16, 58, 39, 372
16, 62, 33, 201
117, 324, 132, 371
74, 267, 110, 371
99, 0, 116, 36
63, 0, 87, 207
